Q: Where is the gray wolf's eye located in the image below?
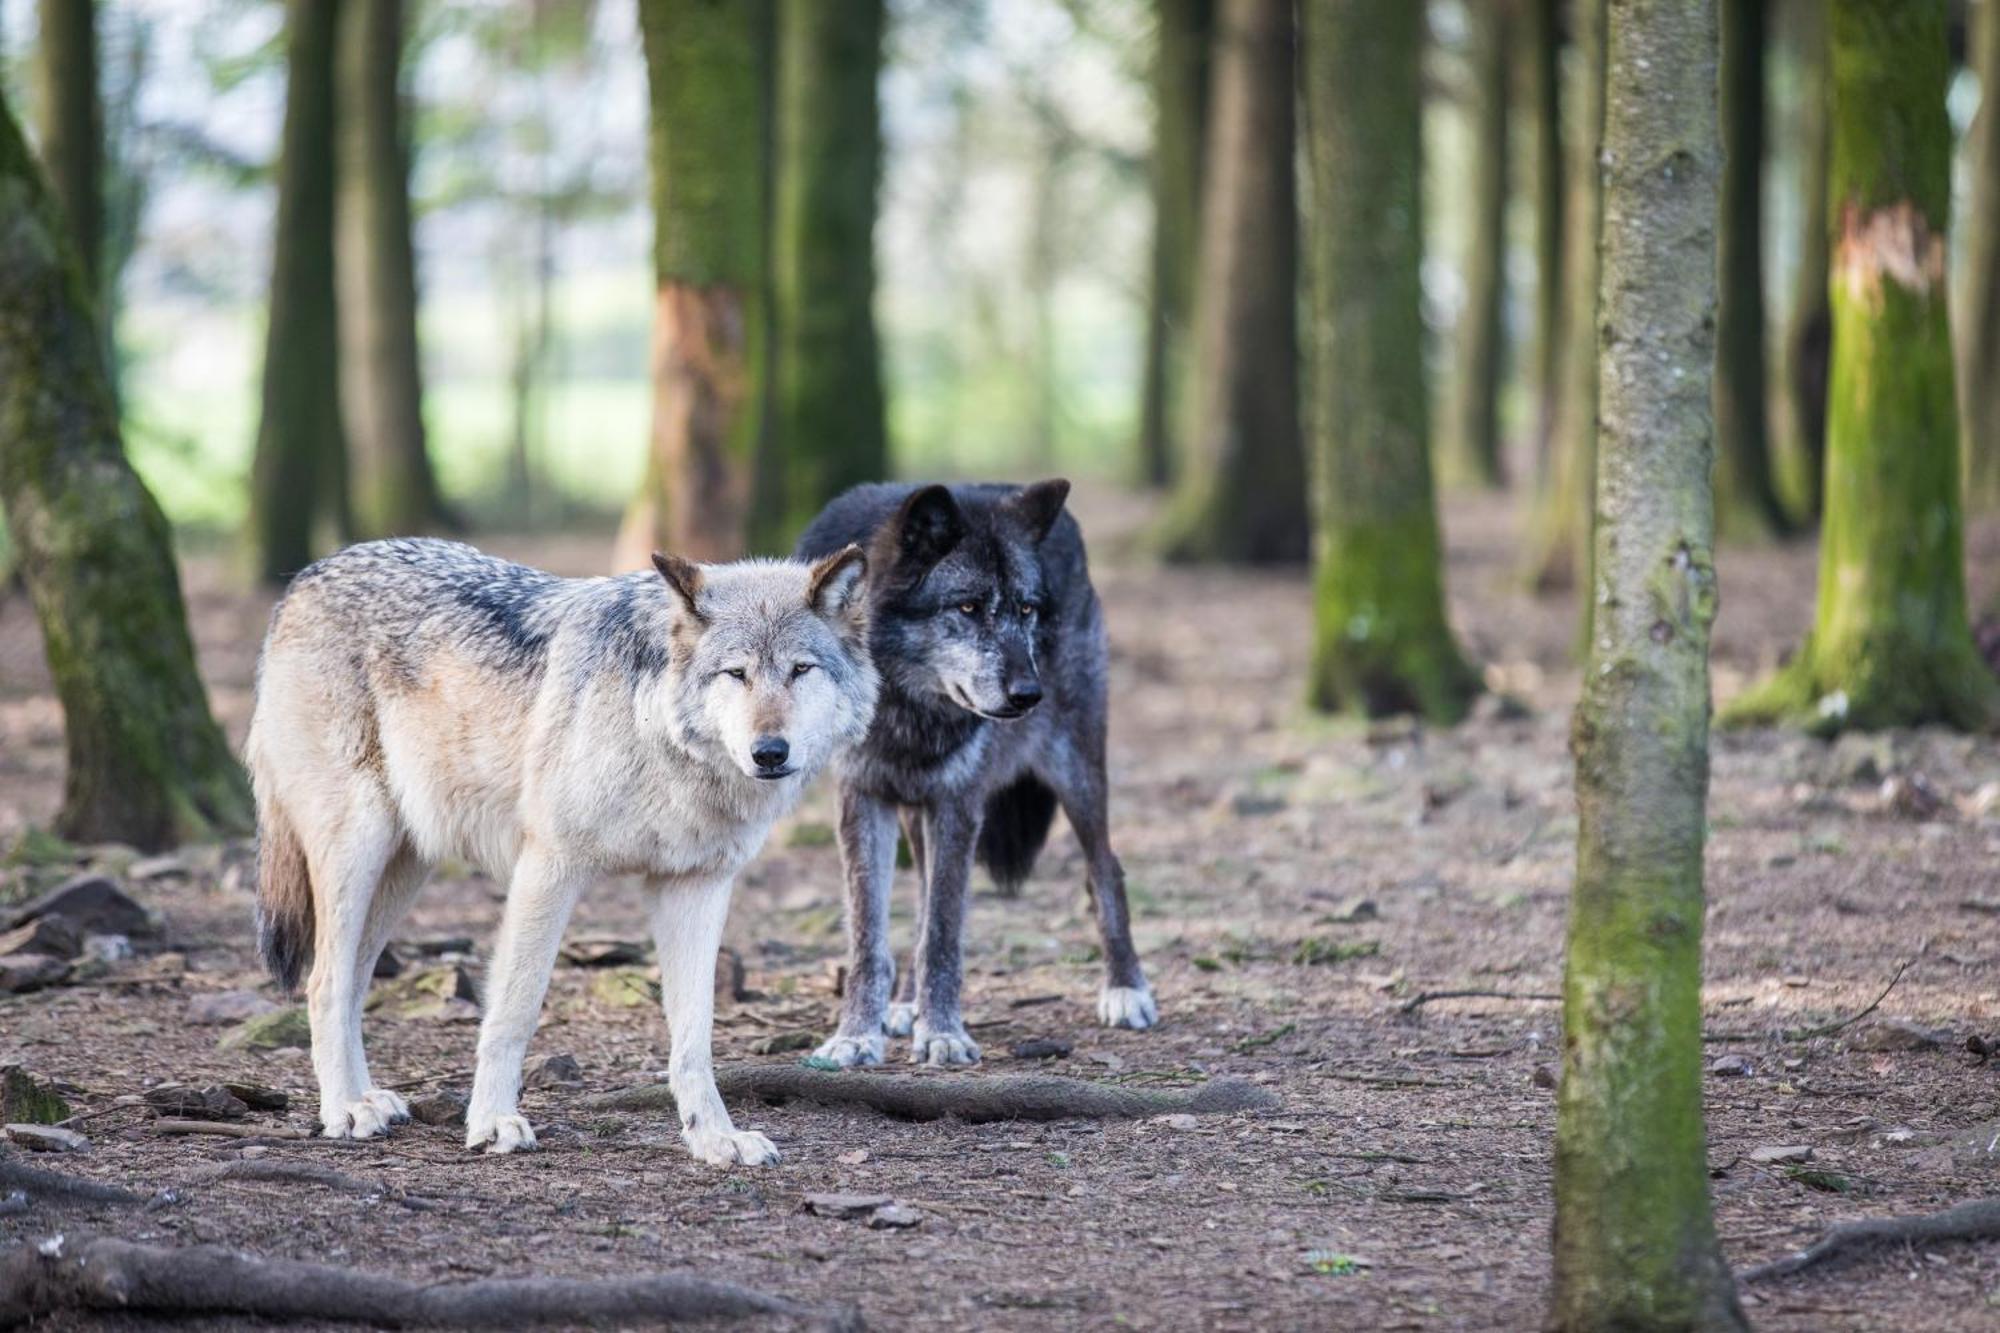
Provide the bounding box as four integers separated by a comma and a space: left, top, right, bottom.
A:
723, 667, 748, 682
957, 602, 980, 617
791, 662, 815, 678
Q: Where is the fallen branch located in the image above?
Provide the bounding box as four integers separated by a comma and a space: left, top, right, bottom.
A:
149, 1119, 306, 1141
1705, 959, 1913, 1045
1398, 989, 1560, 1015
1738, 1197, 2000, 1284
0, 1233, 859, 1330
0, 1157, 144, 1208
586, 1064, 1278, 1124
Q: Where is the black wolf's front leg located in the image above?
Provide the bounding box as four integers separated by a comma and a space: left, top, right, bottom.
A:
910, 801, 981, 1066
814, 786, 898, 1068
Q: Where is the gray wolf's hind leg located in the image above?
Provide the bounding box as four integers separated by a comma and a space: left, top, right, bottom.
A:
1042, 742, 1156, 1030
885, 807, 925, 1039
814, 789, 897, 1068
302, 797, 409, 1138
653, 874, 777, 1165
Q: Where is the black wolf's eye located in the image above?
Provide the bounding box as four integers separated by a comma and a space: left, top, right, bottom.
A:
1019, 602, 1038, 618
791, 662, 816, 679
957, 602, 980, 617
723, 667, 748, 682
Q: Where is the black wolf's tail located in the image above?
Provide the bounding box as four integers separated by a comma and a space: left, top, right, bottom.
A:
978, 776, 1059, 897
256, 800, 315, 995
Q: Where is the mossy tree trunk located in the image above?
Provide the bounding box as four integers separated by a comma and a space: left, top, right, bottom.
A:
1137, 0, 1211, 489
1548, 3, 1746, 1327
758, 0, 886, 554
1524, 0, 1564, 473
1724, 0, 1997, 732
616, 0, 771, 567
1525, 0, 1606, 611
35, 0, 102, 302
251, 0, 349, 584
1714, 0, 1793, 538
1301, 0, 1479, 722
335, 0, 447, 539
0, 89, 253, 850
1782, 0, 1831, 522
1157, 0, 1307, 565
1445, 0, 1510, 491
1960, 0, 2000, 513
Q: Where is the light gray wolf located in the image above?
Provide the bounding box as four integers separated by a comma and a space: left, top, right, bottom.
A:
246, 537, 876, 1163
795, 480, 1153, 1068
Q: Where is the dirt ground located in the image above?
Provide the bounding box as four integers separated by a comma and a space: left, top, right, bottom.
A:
3, 487, 1999, 1331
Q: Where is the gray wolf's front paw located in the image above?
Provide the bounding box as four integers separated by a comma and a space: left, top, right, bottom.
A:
813, 1031, 886, 1068
910, 1018, 980, 1066
1098, 983, 1158, 1030
884, 1002, 916, 1037
464, 1109, 537, 1154
684, 1126, 781, 1166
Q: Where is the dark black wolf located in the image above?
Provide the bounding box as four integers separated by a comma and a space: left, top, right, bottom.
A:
797, 480, 1154, 1066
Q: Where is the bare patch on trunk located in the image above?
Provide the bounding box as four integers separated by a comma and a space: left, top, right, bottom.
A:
1835, 201, 1946, 306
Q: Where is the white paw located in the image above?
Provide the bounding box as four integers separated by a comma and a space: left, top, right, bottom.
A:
910, 1020, 980, 1067
1099, 983, 1158, 1030
684, 1126, 781, 1167
322, 1088, 410, 1139
465, 1111, 537, 1154
813, 1032, 886, 1068
883, 1002, 916, 1037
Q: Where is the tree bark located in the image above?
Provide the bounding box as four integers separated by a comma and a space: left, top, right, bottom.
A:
1137, 0, 1212, 489
0, 89, 253, 851
1445, 0, 1510, 491
616, 0, 771, 567
1525, 0, 1564, 474
1782, 0, 1830, 521
1301, 0, 1479, 722
1724, 0, 1997, 732
1714, 0, 1793, 538
761, 0, 887, 554
1960, 0, 2000, 512
35, 0, 102, 302
336, 0, 447, 539
251, 0, 350, 584
1524, 0, 1606, 609
1156, 0, 1308, 565
1547, 3, 1746, 1328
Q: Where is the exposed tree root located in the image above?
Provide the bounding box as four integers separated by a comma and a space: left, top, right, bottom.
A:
1738, 1198, 2000, 1283
586, 1064, 1279, 1123
0, 1157, 144, 1208
0, 1233, 860, 1330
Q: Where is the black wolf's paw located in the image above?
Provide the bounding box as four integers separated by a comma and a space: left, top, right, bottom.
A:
813, 1032, 886, 1068
910, 1019, 980, 1067
1098, 983, 1158, 1030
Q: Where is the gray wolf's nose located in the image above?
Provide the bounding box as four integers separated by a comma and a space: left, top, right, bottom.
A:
751, 736, 791, 770
1005, 681, 1043, 711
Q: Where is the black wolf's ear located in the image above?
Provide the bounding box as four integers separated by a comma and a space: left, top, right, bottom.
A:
1005, 478, 1071, 543
892, 484, 965, 571
808, 544, 868, 622
651, 552, 706, 623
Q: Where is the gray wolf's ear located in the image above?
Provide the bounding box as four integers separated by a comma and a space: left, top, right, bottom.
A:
651, 552, 706, 622
893, 484, 965, 571
808, 544, 868, 621
1005, 478, 1071, 543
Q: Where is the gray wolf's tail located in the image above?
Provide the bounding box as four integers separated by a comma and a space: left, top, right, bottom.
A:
978, 776, 1058, 896
256, 800, 314, 994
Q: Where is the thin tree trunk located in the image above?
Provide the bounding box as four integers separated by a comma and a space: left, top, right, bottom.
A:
336, 0, 446, 539
1157, 0, 1307, 564
251, 0, 349, 584
1724, 0, 1997, 732
1961, 0, 2000, 512
1445, 0, 1509, 491
1783, 0, 1831, 521
1301, 0, 1479, 722
1137, 0, 1212, 489
35, 0, 102, 301
1548, 3, 1746, 1327
1524, 0, 1563, 475
761, 0, 887, 554
616, 0, 771, 568
0, 89, 253, 850
1714, 0, 1793, 538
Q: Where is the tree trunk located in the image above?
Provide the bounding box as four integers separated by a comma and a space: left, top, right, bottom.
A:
335, 0, 446, 539
1445, 0, 1509, 491
761, 0, 887, 554
35, 0, 102, 301
1137, 0, 1212, 489
1960, 0, 2000, 512
1301, 0, 1479, 722
251, 0, 350, 584
1724, 0, 1997, 732
0, 90, 253, 850
616, 0, 771, 568
1782, 0, 1831, 522
1547, 4, 1746, 1328
1156, 0, 1307, 564
1713, 0, 1793, 538
1524, 0, 1606, 609
1524, 0, 1564, 474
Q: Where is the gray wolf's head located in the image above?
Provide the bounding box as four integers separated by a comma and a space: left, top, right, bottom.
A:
653, 546, 879, 782
866, 479, 1070, 720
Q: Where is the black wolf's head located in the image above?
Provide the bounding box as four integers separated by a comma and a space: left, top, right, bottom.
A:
865, 479, 1070, 720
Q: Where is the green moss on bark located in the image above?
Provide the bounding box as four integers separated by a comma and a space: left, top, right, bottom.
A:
35, 0, 102, 301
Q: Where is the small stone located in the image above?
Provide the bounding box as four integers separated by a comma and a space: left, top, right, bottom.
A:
0, 915, 81, 959
144, 1084, 250, 1120
220, 1082, 289, 1112
128, 854, 188, 882
1531, 1064, 1558, 1090
1155, 1114, 1201, 1132
1706, 1054, 1753, 1077
1749, 1144, 1813, 1165
0, 1067, 71, 1124
373, 946, 404, 979
1846, 1019, 1947, 1052
590, 967, 660, 1009
1008, 1037, 1073, 1061
716, 947, 748, 1004
867, 1203, 922, 1229
561, 937, 649, 969
368, 963, 480, 1018
3, 876, 153, 937
751, 1031, 817, 1055
803, 1192, 893, 1218
837, 1148, 871, 1166
82, 934, 132, 963
188, 990, 280, 1027
4, 1124, 87, 1153
219, 1005, 312, 1052
524, 1053, 584, 1090
1329, 898, 1379, 924
0, 954, 69, 993
1880, 772, 1946, 822
1229, 792, 1287, 818
408, 1090, 468, 1127
437, 998, 481, 1024
1968, 782, 2000, 819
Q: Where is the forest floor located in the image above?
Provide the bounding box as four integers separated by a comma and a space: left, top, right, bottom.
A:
3, 487, 2000, 1331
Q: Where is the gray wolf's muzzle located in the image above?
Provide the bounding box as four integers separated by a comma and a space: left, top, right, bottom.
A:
751, 734, 795, 779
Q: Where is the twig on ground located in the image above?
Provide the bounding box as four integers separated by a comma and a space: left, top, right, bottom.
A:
1319, 1071, 1458, 1090
1704, 959, 1913, 1045
148, 1119, 306, 1140
0, 1158, 144, 1208
1738, 1197, 2000, 1284
0, 1233, 858, 1330
1398, 989, 1560, 1015
586, 1064, 1278, 1124
186, 1161, 441, 1212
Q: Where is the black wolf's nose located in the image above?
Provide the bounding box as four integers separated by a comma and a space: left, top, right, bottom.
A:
1005, 681, 1043, 711
751, 736, 791, 771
